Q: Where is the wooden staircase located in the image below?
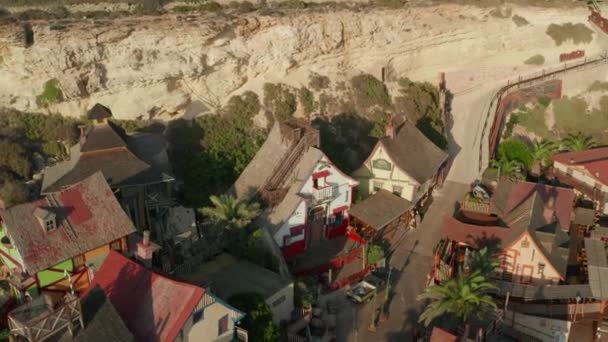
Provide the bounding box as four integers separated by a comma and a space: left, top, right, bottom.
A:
261, 123, 320, 207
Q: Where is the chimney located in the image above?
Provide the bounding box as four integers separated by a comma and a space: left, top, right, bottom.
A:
136, 230, 160, 269
385, 116, 395, 139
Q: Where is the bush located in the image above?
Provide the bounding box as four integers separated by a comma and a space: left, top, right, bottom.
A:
298, 87, 315, 117
498, 138, 533, 170
228, 293, 279, 342
504, 113, 519, 138
0, 172, 28, 208
367, 244, 385, 265
295, 277, 315, 309
512, 14, 529, 26
309, 73, 330, 91
230, 228, 280, 273
223, 91, 261, 119
0, 141, 31, 179
588, 81, 608, 92
263, 83, 297, 122
537, 95, 551, 107
546, 23, 594, 46
351, 74, 391, 109
36, 79, 63, 107
283, 0, 307, 9
524, 54, 545, 65
41, 141, 64, 158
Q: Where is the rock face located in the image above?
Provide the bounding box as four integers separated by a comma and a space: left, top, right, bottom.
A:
0, 4, 603, 120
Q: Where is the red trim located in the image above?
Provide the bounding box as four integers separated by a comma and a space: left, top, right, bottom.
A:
313, 170, 331, 179
333, 205, 349, 214
0, 249, 23, 269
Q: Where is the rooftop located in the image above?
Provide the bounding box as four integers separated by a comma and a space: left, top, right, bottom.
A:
86, 103, 113, 120
0, 172, 136, 274
349, 189, 413, 230
552, 147, 608, 185
584, 238, 608, 299
83, 251, 204, 342
41, 106, 173, 193
377, 116, 448, 184
183, 253, 290, 300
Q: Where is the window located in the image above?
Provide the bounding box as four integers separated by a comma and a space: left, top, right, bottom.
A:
372, 159, 392, 171
392, 185, 403, 196
531, 249, 535, 262
373, 182, 384, 193
45, 219, 56, 232
218, 314, 229, 336
110, 240, 121, 251
193, 309, 204, 323
272, 295, 286, 307
521, 238, 529, 248
538, 263, 545, 275
73, 254, 85, 269
331, 211, 345, 226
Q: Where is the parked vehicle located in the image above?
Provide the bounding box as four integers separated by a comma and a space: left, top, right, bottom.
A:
346, 280, 377, 304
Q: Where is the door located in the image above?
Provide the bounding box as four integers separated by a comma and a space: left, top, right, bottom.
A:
520, 265, 533, 284
307, 207, 326, 248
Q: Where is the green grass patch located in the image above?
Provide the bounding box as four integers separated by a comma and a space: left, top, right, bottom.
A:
351, 74, 392, 110
546, 23, 594, 46
524, 54, 545, 65
552, 96, 608, 144
512, 14, 529, 27
515, 105, 551, 138
36, 79, 63, 107
588, 81, 608, 92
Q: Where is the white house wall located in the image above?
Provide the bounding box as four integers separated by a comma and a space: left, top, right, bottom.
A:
273, 155, 357, 247
265, 282, 295, 324
273, 201, 306, 247
361, 144, 419, 202
554, 162, 608, 192
184, 301, 237, 342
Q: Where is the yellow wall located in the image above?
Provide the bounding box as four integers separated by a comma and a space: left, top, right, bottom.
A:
360, 144, 418, 201
501, 233, 562, 285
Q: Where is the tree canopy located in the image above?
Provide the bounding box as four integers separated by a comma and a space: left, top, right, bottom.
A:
228, 292, 279, 342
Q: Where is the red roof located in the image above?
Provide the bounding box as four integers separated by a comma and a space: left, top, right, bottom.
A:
552, 147, 608, 185
500, 181, 575, 229
0, 172, 136, 273
430, 327, 458, 342
83, 251, 204, 342
442, 216, 509, 248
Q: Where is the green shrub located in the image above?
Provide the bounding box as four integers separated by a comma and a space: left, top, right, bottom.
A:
537, 96, 551, 107
504, 113, 519, 138
298, 87, 315, 117
0, 141, 31, 179
263, 83, 297, 122
367, 244, 385, 265
228, 293, 279, 342
512, 14, 529, 26
309, 73, 330, 91
588, 81, 608, 92
489, 7, 512, 19
498, 138, 533, 170
36, 79, 63, 107
524, 54, 545, 65
42, 141, 64, 158
295, 277, 314, 308
377, 0, 406, 8
351, 74, 391, 109
283, 0, 307, 9
224, 91, 261, 119
0, 177, 28, 208
546, 23, 594, 46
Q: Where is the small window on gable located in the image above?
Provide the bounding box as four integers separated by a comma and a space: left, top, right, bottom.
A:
538, 263, 545, 275
373, 182, 384, 193
45, 219, 56, 232
392, 185, 403, 196
372, 159, 392, 171
521, 238, 529, 248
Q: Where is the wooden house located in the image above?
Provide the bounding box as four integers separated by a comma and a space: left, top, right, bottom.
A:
0, 172, 136, 297
86, 251, 247, 342
441, 180, 576, 286
41, 103, 175, 236
232, 120, 361, 277
552, 147, 608, 214
354, 116, 448, 215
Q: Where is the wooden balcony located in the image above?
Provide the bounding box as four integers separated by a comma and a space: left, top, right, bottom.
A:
235, 326, 248, 342
8, 293, 84, 342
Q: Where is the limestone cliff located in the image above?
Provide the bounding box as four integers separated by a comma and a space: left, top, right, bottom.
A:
0, 4, 602, 120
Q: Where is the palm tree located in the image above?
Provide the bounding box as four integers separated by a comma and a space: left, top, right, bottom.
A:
466, 247, 500, 278
530, 139, 557, 176
417, 270, 497, 336
562, 132, 596, 152
199, 195, 261, 230
491, 158, 523, 180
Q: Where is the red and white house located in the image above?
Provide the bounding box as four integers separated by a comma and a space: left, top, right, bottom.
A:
232, 120, 363, 281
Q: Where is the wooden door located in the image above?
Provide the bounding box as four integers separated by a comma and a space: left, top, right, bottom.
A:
520, 265, 533, 284
307, 207, 326, 248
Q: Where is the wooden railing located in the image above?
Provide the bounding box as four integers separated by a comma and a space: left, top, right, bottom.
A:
312, 186, 335, 203
235, 326, 248, 342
